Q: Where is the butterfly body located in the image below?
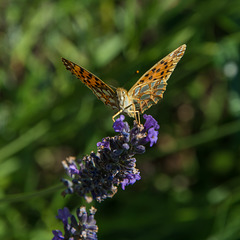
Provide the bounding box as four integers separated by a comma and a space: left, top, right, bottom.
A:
62, 44, 186, 122
116, 88, 135, 118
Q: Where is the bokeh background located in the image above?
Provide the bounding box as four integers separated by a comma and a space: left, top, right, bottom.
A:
1, 0, 240, 239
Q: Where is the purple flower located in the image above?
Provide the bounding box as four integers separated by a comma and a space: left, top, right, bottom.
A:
61, 115, 159, 202
146, 128, 159, 147
113, 115, 130, 132
56, 207, 71, 225
143, 114, 160, 130
52, 230, 64, 240
52, 207, 98, 240
62, 157, 79, 177
97, 138, 110, 149
68, 163, 79, 175
121, 172, 141, 190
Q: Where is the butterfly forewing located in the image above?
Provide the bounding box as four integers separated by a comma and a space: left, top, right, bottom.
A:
62, 58, 118, 110
128, 44, 186, 114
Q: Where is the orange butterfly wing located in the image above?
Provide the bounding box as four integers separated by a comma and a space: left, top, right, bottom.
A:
128, 44, 186, 113
62, 58, 119, 110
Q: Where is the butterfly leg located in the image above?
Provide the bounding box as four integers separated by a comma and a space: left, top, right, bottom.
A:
112, 104, 133, 122
112, 104, 139, 122
133, 104, 140, 124
137, 111, 140, 124
125, 103, 140, 123
128, 98, 141, 124
124, 109, 140, 124
112, 109, 124, 122
126, 103, 140, 124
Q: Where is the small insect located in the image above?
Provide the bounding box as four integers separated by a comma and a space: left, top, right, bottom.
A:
62, 44, 186, 123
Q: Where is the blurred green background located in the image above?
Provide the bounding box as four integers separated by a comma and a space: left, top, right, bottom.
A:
1, 0, 240, 239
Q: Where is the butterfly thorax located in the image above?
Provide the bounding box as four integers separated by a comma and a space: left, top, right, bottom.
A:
116, 88, 135, 118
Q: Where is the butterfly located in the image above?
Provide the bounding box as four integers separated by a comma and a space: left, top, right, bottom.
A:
62, 44, 186, 123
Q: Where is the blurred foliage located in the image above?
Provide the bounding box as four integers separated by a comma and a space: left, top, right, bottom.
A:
1, 0, 240, 239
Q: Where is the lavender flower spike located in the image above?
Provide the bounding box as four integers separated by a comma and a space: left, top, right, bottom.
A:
52, 206, 98, 240
61, 115, 160, 202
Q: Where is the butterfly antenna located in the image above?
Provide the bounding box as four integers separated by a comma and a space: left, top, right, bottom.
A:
109, 84, 117, 90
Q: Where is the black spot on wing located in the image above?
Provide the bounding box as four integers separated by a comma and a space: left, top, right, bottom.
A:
95, 80, 101, 86
79, 67, 84, 74
87, 73, 92, 79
